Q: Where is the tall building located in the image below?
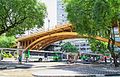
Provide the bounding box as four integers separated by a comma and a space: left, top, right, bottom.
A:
57, 0, 68, 25
55, 0, 91, 53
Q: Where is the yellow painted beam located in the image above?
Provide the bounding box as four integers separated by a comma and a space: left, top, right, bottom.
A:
17, 24, 73, 41
31, 35, 77, 50
17, 23, 120, 51
25, 32, 120, 51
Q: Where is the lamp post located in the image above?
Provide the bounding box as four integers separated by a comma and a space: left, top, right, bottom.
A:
48, 19, 50, 31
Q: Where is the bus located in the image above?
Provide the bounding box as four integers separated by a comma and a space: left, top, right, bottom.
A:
23, 50, 62, 62
80, 53, 104, 63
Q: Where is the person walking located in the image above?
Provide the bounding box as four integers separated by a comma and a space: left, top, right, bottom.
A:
110, 57, 112, 63
44, 53, 48, 61
18, 55, 22, 64
18, 51, 22, 64
105, 56, 107, 65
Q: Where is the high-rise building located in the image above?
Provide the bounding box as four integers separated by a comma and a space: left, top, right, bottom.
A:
56, 0, 91, 53
57, 0, 68, 25
55, 0, 92, 53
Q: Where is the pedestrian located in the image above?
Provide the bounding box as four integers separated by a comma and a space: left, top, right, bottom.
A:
18, 55, 22, 64
105, 56, 107, 64
26, 56, 28, 63
44, 53, 48, 61
110, 57, 112, 63
67, 53, 73, 64
109, 57, 113, 66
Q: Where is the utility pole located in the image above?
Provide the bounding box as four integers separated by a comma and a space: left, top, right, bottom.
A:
48, 19, 50, 31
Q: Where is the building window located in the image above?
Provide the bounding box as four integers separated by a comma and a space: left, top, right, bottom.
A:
80, 48, 86, 50
86, 44, 89, 46
75, 45, 79, 47
81, 44, 86, 46
87, 48, 91, 50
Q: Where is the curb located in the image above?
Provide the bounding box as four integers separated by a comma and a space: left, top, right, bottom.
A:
15, 65, 31, 69
32, 74, 120, 77
32, 74, 96, 77
105, 73, 120, 76
32, 70, 97, 77
0, 66, 7, 70
0, 65, 32, 70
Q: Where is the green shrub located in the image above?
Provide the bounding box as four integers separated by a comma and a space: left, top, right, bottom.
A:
3, 53, 9, 58
8, 53, 12, 58
0, 52, 13, 58
0, 53, 3, 56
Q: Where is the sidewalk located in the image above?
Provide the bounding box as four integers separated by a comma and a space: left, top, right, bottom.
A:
0, 59, 120, 77
32, 68, 120, 77
32, 69, 96, 77
0, 58, 33, 69
32, 62, 120, 77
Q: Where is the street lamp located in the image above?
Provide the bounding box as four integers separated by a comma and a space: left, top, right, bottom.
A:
48, 19, 50, 30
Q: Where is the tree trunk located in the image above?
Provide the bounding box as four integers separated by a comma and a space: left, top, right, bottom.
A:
0, 50, 3, 62
74, 53, 80, 63
108, 28, 119, 67
111, 50, 119, 67
113, 56, 118, 67
67, 53, 75, 64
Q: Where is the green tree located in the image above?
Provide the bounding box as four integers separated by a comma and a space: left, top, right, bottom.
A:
0, 36, 16, 48
61, 42, 78, 53
89, 39, 108, 55
65, 0, 120, 67
61, 42, 78, 63
0, 0, 46, 35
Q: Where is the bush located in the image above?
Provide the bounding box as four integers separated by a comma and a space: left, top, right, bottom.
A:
3, 53, 9, 58
8, 53, 12, 58
2, 52, 12, 58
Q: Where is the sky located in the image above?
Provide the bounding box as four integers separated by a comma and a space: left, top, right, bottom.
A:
40, 0, 57, 31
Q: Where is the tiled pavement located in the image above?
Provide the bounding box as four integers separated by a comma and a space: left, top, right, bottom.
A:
57, 64, 120, 74
0, 59, 120, 77
32, 63, 120, 77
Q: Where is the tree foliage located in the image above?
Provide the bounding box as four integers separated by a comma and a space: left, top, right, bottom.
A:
89, 39, 108, 54
61, 42, 78, 53
65, 0, 120, 67
0, 36, 16, 48
64, 0, 120, 37
0, 0, 46, 36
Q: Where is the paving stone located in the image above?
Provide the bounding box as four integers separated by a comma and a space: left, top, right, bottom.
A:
0, 65, 7, 70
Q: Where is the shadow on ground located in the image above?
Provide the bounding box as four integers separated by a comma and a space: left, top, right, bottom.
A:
0, 61, 33, 70
50, 63, 120, 76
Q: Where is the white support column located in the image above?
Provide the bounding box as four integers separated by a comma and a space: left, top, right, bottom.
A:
0, 49, 3, 62
17, 42, 20, 55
